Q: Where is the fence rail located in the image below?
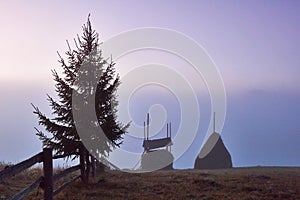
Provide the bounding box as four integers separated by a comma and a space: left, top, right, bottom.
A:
53, 175, 81, 197
0, 148, 85, 200
0, 152, 43, 182
8, 177, 43, 200
53, 164, 81, 182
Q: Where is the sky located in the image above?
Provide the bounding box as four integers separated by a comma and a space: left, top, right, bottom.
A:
0, 1, 299, 169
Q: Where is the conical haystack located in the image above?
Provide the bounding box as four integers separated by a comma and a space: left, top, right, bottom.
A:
194, 132, 232, 169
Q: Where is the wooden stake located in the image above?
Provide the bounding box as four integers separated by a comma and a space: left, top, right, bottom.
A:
213, 112, 216, 133
144, 121, 146, 140
169, 122, 172, 138
147, 113, 150, 140
167, 123, 169, 138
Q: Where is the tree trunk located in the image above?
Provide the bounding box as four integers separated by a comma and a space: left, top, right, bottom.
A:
79, 145, 87, 183
96, 160, 106, 173
91, 155, 95, 178
85, 150, 90, 183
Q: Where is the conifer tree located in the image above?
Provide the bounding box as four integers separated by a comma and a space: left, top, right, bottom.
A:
32, 16, 128, 178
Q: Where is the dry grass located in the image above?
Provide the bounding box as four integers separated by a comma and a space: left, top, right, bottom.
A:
0, 163, 79, 200
1, 165, 299, 200
57, 167, 299, 200
0, 164, 43, 199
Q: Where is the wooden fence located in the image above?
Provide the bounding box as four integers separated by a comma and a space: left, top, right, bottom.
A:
0, 148, 87, 200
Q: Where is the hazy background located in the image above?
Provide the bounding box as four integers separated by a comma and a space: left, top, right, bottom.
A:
0, 1, 299, 168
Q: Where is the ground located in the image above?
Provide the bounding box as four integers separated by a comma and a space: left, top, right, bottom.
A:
0, 166, 299, 199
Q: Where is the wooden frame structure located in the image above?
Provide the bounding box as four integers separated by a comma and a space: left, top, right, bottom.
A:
142, 113, 173, 152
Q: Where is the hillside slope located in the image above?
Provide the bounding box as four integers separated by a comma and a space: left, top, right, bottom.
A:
53, 167, 300, 199
1, 166, 299, 199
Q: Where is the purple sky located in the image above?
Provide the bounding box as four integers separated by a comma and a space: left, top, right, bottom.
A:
0, 1, 299, 168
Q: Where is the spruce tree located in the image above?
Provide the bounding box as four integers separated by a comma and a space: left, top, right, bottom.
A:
32, 16, 128, 177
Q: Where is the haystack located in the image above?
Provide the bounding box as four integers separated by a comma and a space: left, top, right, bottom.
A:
194, 132, 232, 169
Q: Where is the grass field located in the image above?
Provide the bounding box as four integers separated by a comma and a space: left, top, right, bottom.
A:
1, 165, 299, 199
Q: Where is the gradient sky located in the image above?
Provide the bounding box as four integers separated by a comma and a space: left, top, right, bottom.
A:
0, 1, 299, 168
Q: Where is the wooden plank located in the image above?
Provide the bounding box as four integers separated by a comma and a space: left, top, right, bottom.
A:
53, 175, 81, 197
0, 152, 43, 182
143, 138, 172, 150
53, 165, 80, 182
8, 176, 43, 200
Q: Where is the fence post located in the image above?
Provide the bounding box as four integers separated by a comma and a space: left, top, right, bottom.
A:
43, 148, 53, 200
